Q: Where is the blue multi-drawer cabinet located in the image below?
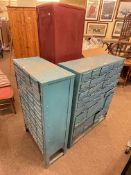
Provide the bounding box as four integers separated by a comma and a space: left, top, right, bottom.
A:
13, 57, 75, 167
59, 54, 124, 147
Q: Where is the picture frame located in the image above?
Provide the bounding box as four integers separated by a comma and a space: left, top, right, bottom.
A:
116, 0, 131, 19
84, 21, 88, 36
112, 20, 124, 37
100, 0, 117, 22
85, 0, 101, 20
85, 22, 108, 37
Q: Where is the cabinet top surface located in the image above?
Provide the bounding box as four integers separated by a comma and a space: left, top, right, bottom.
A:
13, 57, 74, 83
59, 54, 124, 73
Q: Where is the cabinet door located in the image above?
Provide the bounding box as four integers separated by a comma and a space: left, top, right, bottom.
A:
24, 8, 39, 57
8, 8, 28, 58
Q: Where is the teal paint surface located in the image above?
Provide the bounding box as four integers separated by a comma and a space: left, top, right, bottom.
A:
13, 57, 75, 167
59, 54, 124, 147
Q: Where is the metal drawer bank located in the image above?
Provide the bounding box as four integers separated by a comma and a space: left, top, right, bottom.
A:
59, 54, 124, 147
13, 57, 75, 167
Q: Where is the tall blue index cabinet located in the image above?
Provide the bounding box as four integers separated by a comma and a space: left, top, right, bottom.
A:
13, 57, 75, 167
59, 54, 124, 147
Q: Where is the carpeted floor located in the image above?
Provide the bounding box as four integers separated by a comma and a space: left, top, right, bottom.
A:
0, 52, 131, 175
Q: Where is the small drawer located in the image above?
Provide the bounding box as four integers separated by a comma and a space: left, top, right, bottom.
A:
113, 61, 123, 68
87, 105, 97, 119
82, 71, 92, 82
89, 91, 104, 102
98, 98, 106, 110
90, 75, 105, 87
35, 112, 42, 121
35, 118, 42, 130
77, 101, 85, 109
88, 82, 103, 95
75, 107, 85, 117
106, 70, 117, 78
100, 64, 113, 75
73, 125, 84, 139
34, 94, 41, 102
75, 111, 87, 126
104, 93, 114, 108
86, 99, 98, 109
37, 129, 43, 140
87, 100, 103, 119
83, 116, 94, 131
30, 120, 37, 129
34, 105, 42, 114
92, 68, 101, 77
80, 95, 90, 103
78, 90, 89, 100
30, 110, 36, 120
94, 110, 105, 123
105, 88, 115, 97
80, 80, 91, 91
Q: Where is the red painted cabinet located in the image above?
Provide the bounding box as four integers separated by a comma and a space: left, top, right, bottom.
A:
37, 3, 85, 64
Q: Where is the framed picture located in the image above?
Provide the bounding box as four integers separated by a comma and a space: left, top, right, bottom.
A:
85, 0, 101, 20
116, 0, 131, 19
112, 21, 124, 37
100, 0, 117, 21
84, 21, 88, 36
86, 22, 108, 37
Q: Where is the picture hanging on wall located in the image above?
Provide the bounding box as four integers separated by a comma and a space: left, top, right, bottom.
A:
84, 21, 88, 36
116, 0, 131, 19
100, 0, 117, 21
85, 0, 101, 20
86, 22, 108, 36
112, 21, 124, 37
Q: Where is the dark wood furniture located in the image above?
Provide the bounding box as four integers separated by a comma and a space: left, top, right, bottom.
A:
103, 13, 131, 53
109, 41, 131, 86
107, 14, 131, 86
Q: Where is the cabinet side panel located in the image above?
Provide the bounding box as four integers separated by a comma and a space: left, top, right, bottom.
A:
43, 79, 72, 157
37, 5, 55, 63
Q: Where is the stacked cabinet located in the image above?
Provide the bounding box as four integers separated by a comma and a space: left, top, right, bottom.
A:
13, 57, 74, 167
8, 7, 39, 58
59, 55, 124, 147
37, 3, 85, 64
